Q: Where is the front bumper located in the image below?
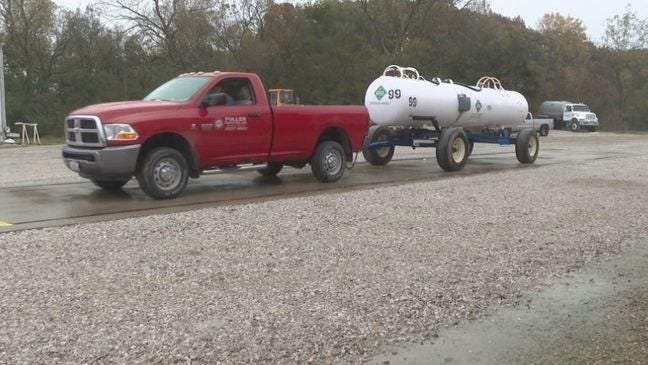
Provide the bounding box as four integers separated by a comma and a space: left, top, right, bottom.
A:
62, 144, 140, 179
578, 119, 599, 126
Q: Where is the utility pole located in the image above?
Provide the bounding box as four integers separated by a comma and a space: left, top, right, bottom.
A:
0, 44, 6, 142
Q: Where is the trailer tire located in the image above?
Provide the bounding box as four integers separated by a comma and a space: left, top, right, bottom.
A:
363, 127, 394, 166
539, 124, 549, 137
136, 147, 189, 199
257, 162, 283, 176
311, 141, 346, 182
570, 119, 580, 132
92, 179, 129, 190
436, 128, 469, 171
516, 129, 539, 164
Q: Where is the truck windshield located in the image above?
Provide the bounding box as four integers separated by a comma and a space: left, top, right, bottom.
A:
144, 76, 212, 102
572, 105, 591, 112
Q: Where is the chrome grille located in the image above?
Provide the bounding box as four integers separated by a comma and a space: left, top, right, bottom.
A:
586, 114, 595, 121
65, 116, 105, 147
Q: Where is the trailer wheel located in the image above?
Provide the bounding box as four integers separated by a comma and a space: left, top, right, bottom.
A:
311, 141, 346, 182
362, 127, 394, 166
257, 162, 283, 176
136, 147, 189, 199
92, 179, 129, 190
539, 124, 549, 137
466, 140, 474, 158
570, 119, 580, 132
436, 128, 469, 171
515, 129, 539, 164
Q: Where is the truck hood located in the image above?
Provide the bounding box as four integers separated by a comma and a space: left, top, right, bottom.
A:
69, 100, 182, 123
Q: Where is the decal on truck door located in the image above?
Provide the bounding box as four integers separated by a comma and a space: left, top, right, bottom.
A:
224, 116, 248, 131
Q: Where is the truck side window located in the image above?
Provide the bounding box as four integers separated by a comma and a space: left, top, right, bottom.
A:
566, 106, 572, 112
207, 78, 256, 106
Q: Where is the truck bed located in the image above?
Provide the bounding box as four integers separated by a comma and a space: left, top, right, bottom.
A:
270, 105, 368, 161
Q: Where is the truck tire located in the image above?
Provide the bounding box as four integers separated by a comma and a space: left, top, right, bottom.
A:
257, 162, 283, 176
588, 126, 597, 132
310, 141, 346, 182
570, 119, 580, 132
539, 124, 549, 137
466, 140, 474, 158
92, 179, 129, 190
515, 129, 539, 164
136, 147, 189, 199
362, 127, 394, 166
436, 128, 469, 171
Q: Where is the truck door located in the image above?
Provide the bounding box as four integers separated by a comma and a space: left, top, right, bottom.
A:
198, 77, 272, 164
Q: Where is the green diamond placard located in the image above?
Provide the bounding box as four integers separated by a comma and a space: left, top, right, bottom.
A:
375, 86, 387, 100
476, 100, 482, 112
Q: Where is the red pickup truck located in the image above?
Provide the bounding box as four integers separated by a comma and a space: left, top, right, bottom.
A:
62, 72, 368, 199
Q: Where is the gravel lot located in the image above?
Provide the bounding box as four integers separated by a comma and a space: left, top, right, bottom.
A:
0, 145, 82, 187
1, 131, 648, 363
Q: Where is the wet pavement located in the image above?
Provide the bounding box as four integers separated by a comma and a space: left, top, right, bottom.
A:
371, 239, 648, 365
0, 146, 632, 232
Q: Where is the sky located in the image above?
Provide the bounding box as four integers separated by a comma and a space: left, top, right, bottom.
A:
489, 0, 648, 43
55, 0, 647, 44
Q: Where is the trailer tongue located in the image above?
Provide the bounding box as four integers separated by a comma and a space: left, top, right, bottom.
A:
363, 65, 539, 171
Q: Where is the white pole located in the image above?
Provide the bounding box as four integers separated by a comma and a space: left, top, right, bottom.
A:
0, 44, 6, 142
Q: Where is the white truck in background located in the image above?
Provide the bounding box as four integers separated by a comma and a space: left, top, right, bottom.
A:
539, 101, 599, 132
515, 112, 553, 137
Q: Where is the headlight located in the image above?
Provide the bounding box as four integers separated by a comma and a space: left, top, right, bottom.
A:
104, 124, 139, 141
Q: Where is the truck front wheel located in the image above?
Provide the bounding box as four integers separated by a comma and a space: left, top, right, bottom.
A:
570, 119, 580, 132
136, 147, 189, 199
311, 141, 346, 182
539, 124, 549, 137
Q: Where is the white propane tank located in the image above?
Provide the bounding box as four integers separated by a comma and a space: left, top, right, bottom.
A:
364, 65, 528, 129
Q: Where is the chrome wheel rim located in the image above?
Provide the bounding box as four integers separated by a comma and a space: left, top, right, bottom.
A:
571, 122, 578, 131
451, 137, 466, 163
153, 158, 182, 190
323, 150, 343, 175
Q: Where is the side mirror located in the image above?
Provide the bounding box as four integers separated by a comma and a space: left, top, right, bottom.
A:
199, 93, 227, 108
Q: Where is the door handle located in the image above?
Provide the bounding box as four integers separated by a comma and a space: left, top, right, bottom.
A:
248, 112, 261, 118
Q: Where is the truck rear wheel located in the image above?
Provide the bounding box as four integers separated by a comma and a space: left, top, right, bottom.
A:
539, 124, 549, 137
515, 129, 539, 164
436, 128, 469, 171
363, 127, 394, 166
311, 141, 346, 182
92, 179, 129, 190
257, 162, 283, 176
136, 147, 189, 199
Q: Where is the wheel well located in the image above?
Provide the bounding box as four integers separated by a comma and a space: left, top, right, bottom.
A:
316, 127, 353, 160
138, 133, 199, 178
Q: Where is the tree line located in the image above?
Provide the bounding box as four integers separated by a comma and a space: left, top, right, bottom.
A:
0, 0, 647, 136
